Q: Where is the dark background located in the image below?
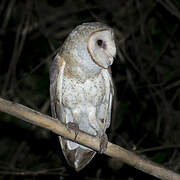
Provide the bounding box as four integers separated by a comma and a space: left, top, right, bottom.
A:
0, 0, 180, 179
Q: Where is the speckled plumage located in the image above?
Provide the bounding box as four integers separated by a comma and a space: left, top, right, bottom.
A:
50, 22, 116, 171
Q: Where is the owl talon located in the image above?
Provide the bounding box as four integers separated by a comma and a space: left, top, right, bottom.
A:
66, 122, 79, 141
99, 133, 108, 153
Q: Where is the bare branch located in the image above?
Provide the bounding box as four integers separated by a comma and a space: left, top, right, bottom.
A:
0, 97, 179, 180
158, 0, 180, 20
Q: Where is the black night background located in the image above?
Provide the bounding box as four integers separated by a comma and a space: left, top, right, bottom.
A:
0, 0, 180, 179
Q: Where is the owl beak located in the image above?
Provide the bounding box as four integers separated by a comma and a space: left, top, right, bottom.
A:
108, 56, 114, 65
105, 51, 115, 66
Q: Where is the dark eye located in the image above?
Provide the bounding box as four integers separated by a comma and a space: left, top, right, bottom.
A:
96, 39, 103, 47
96, 39, 106, 49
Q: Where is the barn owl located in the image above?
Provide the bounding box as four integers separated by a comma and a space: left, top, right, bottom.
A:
50, 22, 116, 171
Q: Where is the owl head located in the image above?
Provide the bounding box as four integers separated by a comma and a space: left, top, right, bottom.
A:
61, 22, 116, 70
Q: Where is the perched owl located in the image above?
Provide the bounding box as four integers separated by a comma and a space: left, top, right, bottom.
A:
50, 22, 116, 171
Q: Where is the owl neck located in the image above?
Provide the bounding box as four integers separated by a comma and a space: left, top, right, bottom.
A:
64, 61, 102, 81
62, 50, 103, 80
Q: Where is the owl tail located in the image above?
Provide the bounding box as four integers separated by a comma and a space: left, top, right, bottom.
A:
59, 137, 96, 171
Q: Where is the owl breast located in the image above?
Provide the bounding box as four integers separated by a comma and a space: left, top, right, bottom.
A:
61, 73, 105, 109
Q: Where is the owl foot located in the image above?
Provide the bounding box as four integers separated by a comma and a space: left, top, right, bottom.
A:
66, 122, 79, 141
99, 133, 108, 153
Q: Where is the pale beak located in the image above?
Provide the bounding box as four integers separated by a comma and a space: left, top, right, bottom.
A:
105, 50, 115, 66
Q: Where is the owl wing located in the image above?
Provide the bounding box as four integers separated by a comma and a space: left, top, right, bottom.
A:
101, 68, 114, 131
50, 54, 96, 171
49, 54, 65, 121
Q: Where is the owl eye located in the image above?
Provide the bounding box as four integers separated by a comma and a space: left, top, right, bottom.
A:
96, 39, 103, 47
96, 39, 106, 49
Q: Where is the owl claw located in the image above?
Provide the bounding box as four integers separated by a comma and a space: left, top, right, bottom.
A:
99, 133, 108, 153
66, 122, 79, 141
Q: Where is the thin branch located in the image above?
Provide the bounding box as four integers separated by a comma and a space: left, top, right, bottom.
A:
137, 145, 180, 154
0, 97, 179, 180
157, 0, 180, 20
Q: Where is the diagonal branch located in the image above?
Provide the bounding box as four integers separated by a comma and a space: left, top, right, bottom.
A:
0, 97, 179, 180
